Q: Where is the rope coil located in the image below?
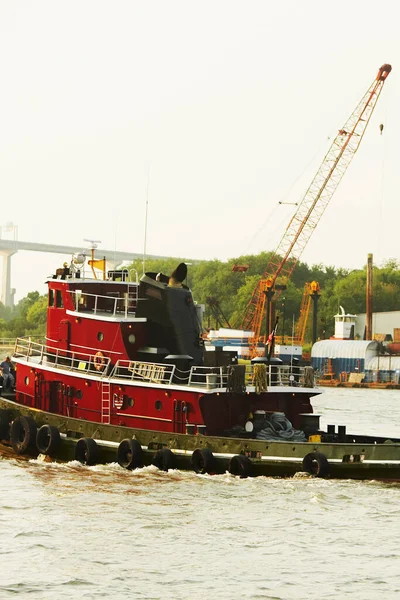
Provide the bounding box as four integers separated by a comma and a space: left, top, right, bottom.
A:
227, 365, 246, 394
253, 363, 268, 394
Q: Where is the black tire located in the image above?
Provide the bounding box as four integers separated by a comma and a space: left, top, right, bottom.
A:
10, 416, 37, 455
152, 447, 176, 471
36, 424, 61, 456
75, 437, 99, 466
117, 438, 143, 470
0, 409, 10, 440
192, 448, 215, 474
302, 451, 330, 477
228, 454, 252, 478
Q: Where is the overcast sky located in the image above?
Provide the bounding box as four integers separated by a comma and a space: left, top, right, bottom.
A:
0, 0, 399, 301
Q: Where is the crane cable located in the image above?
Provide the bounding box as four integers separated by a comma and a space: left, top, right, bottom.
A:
243, 138, 334, 255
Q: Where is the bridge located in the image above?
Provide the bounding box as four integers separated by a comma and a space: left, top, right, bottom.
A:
0, 238, 170, 306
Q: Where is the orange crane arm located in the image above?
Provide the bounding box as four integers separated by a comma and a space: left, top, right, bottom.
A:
242, 64, 391, 355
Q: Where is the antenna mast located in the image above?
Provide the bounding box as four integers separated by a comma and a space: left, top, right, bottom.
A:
143, 166, 150, 275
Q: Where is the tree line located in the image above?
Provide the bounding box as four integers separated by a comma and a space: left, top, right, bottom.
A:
2, 254, 400, 344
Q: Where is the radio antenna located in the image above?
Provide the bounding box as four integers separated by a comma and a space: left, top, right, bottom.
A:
83, 238, 101, 262
143, 165, 150, 275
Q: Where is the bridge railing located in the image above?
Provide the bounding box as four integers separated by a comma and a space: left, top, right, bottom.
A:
0, 338, 17, 346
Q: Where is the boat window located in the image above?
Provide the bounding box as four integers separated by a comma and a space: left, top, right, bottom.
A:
76, 390, 83, 399
56, 290, 64, 308
97, 332, 104, 342
48, 289, 54, 307
128, 334, 136, 344
24, 376, 30, 385
155, 400, 162, 411
128, 397, 135, 407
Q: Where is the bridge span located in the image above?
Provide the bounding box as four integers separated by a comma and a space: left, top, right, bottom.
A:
0, 239, 169, 306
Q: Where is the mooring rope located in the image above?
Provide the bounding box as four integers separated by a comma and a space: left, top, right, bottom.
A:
253, 363, 268, 394
304, 366, 315, 388
256, 413, 306, 442
227, 364, 246, 394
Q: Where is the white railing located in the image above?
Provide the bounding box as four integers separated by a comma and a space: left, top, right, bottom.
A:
67, 287, 138, 318
13, 337, 314, 389
243, 363, 310, 387
110, 360, 176, 385
13, 338, 111, 375
188, 366, 228, 388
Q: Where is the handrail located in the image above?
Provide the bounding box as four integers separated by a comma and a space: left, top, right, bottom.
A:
12, 337, 313, 389
67, 287, 138, 318
111, 360, 176, 385
13, 337, 111, 375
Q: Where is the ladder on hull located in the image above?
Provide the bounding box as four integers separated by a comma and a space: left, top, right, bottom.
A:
101, 381, 111, 424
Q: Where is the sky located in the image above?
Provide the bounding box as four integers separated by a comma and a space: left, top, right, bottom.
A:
0, 0, 399, 302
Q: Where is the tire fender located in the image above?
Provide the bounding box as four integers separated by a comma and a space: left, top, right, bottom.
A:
192, 448, 215, 474
10, 416, 37, 455
36, 424, 61, 456
117, 438, 144, 470
228, 454, 252, 478
75, 437, 99, 466
302, 451, 329, 477
152, 447, 176, 471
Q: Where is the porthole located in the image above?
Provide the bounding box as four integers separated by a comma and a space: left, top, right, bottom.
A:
128, 334, 136, 344
128, 397, 135, 407
97, 332, 104, 342
155, 400, 162, 411
76, 390, 83, 399
24, 376, 30, 385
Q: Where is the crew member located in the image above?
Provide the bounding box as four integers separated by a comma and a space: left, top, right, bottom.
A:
0, 356, 15, 391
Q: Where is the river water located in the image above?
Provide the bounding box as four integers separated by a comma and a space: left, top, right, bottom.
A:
1, 387, 399, 600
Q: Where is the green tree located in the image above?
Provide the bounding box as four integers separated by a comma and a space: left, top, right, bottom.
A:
26, 295, 48, 335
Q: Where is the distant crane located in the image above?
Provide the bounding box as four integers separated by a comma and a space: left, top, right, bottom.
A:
294, 281, 320, 345
273, 281, 320, 346
242, 63, 392, 357
206, 297, 232, 329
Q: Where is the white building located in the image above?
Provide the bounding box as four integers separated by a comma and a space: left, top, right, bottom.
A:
333, 306, 357, 339
354, 311, 400, 341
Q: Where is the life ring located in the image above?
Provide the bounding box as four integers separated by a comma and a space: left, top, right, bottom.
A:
94, 351, 105, 371
152, 447, 176, 471
36, 424, 61, 456
302, 451, 330, 477
75, 437, 99, 465
192, 448, 216, 474
10, 415, 37, 455
117, 438, 144, 470
228, 454, 252, 478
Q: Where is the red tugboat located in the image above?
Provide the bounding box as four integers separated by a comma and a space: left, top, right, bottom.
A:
1, 250, 400, 480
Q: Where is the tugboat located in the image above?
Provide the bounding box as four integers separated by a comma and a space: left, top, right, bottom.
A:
1, 249, 399, 480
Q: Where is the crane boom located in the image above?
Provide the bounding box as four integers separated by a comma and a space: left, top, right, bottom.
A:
293, 281, 317, 345
242, 63, 391, 356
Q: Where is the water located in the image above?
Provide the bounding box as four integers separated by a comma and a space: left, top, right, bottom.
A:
1, 388, 399, 600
